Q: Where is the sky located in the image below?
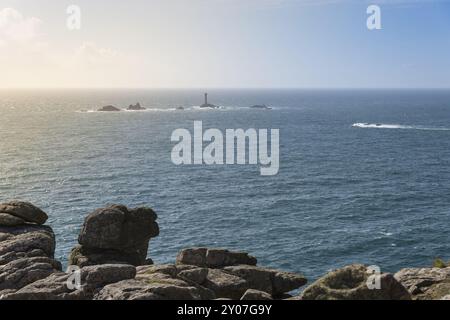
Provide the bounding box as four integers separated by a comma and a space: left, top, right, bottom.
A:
0, 0, 450, 88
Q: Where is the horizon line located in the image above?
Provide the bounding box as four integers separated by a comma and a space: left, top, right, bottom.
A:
1, 87, 450, 90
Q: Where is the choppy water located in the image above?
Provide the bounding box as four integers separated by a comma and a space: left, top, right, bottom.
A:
1, 89, 450, 280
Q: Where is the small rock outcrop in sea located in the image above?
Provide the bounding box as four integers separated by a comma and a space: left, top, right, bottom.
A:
299, 264, 411, 300
249, 104, 272, 110
126, 103, 146, 111
69, 205, 159, 267
395, 267, 450, 300
98, 105, 121, 112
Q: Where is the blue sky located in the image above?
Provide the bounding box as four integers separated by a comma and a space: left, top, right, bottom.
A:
1, 0, 450, 88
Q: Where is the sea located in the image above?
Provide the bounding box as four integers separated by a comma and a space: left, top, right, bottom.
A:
1, 88, 450, 281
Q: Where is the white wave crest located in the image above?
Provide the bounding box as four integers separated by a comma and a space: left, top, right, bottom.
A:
352, 123, 450, 131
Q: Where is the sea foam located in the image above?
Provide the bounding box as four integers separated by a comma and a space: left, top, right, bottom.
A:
352, 123, 450, 131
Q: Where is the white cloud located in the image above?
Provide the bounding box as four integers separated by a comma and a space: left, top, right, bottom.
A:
0, 8, 138, 88
74, 42, 122, 66
0, 8, 42, 44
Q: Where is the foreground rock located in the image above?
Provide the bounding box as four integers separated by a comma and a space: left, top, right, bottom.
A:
174, 248, 307, 299
0, 202, 310, 300
95, 264, 214, 300
98, 105, 121, 112
395, 267, 450, 300
0, 213, 26, 227
4, 201, 444, 300
94, 247, 308, 301
223, 265, 307, 297
69, 205, 159, 267
2, 264, 136, 300
0, 220, 61, 296
300, 264, 411, 300
176, 248, 257, 268
0, 201, 48, 225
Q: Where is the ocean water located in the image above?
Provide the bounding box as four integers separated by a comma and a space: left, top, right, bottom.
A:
1, 88, 450, 281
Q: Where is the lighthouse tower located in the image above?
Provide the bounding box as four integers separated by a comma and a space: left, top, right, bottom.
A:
204, 93, 208, 105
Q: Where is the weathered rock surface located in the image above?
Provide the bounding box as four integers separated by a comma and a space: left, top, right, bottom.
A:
174, 248, 307, 299
1, 202, 309, 301
0, 201, 48, 225
69, 245, 151, 267
241, 289, 273, 300
95, 264, 214, 300
0, 222, 61, 296
0, 213, 26, 227
178, 267, 209, 284
5, 201, 444, 301
0, 225, 56, 259
69, 205, 159, 267
300, 264, 411, 300
394, 267, 450, 300
176, 248, 257, 268
1, 264, 136, 300
202, 268, 249, 299
223, 265, 307, 296
0, 256, 61, 292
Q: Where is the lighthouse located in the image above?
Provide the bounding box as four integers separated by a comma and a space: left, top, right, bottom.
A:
200, 92, 218, 109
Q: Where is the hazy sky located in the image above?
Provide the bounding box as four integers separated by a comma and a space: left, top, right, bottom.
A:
1, 0, 450, 88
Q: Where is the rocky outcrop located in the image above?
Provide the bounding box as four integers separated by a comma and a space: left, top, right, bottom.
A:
176, 248, 257, 268
94, 247, 308, 301
0, 213, 27, 227
249, 105, 272, 110
0, 201, 61, 297
69, 205, 159, 267
223, 265, 307, 297
173, 248, 307, 300
98, 105, 121, 112
95, 264, 214, 300
300, 264, 411, 300
3, 201, 447, 301
0, 201, 48, 225
2, 264, 136, 300
126, 103, 146, 111
395, 267, 450, 300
